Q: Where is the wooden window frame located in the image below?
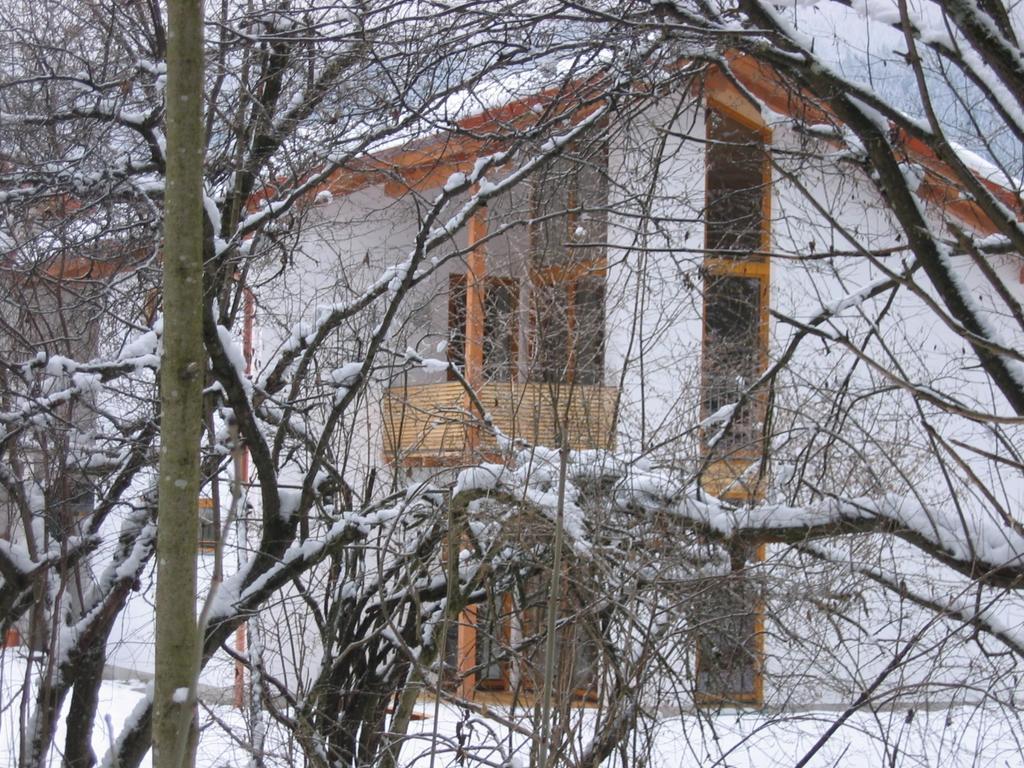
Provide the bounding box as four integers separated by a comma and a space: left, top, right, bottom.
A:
692, 544, 767, 707
700, 103, 772, 467
528, 263, 607, 386
525, 143, 609, 386
513, 571, 601, 702
198, 497, 218, 553
446, 594, 513, 696
471, 593, 514, 691
450, 580, 601, 702
694, 100, 771, 708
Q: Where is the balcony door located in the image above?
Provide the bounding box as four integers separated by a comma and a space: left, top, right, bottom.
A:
528, 145, 608, 386
447, 273, 519, 382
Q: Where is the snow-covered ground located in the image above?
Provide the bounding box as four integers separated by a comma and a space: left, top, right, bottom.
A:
4, 650, 1023, 767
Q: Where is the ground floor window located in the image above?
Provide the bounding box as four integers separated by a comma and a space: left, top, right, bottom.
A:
691, 556, 764, 706
198, 497, 218, 552
440, 579, 599, 701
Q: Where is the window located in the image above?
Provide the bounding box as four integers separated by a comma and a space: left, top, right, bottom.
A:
703, 274, 762, 449
701, 111, 769, 458
531, 271, 605, 385
528, 147, 608, 386
440, 595, 511, 692
447, 274, 519, 382
691, 556, 764, 706
473, 593, 512, 690
695, 108, 770, 706
198, 497, 218, 552
706, 112, 768, 259
440, 577, 599, 700
517, 573, 599, 699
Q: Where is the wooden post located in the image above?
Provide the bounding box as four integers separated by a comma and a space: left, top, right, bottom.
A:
457, 604, 478, 699
457, 200, 488, 699
464, 203, 487, 454
233, 287, 254, 709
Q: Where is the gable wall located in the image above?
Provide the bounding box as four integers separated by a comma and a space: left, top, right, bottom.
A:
231, 92, 1024, 709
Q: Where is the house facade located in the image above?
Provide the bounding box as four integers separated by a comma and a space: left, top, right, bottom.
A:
7, 55, 1015, 719
249, 57, 1023, 711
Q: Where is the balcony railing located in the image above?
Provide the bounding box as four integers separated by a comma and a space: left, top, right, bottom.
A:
382, 381, 618, 464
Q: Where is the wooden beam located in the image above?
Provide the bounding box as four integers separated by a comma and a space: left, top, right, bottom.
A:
465, 201, 487, 454
458, 605, 478, 699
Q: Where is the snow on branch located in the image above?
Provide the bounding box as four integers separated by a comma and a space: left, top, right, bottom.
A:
801, 542, 1024, 660
254, 104, 609, 408
454, 448, 1024, 590
207, 493, 407, 622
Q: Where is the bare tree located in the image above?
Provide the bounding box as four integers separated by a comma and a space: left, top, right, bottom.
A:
153, 1, 206, 767
2, 1, 1024, 767
0, 3, 653, 766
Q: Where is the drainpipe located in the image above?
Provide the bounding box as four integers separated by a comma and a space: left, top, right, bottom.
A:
233, 286, 254, 709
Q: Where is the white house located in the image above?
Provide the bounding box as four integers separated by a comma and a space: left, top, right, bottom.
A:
239, 53, 1024, 712
5, 52, 1018, 737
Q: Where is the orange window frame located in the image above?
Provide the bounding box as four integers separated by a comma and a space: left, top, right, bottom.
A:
473, 593, 514, 691
198, 497, 218, 552
454, 594, 513, 696
692, 544, 767, 708
455, 580, 602, 702
695, 98, 771, 707
700, 101, 772, 460
525, 140, 608, 387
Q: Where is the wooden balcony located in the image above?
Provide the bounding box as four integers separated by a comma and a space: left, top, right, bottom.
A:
701, 457, 765, 502
382, 381, 618, 464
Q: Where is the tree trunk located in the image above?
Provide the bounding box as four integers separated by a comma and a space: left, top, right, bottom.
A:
63, 641, 105, 768
153, 2, 206, 768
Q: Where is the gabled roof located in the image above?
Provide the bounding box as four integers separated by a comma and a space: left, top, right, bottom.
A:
320, 53, 1022, 238
316, 77, 608, 201
720, 55, 1021, 237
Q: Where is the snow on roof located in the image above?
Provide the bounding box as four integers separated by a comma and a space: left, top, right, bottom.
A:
948, 140, 1022, 192
315, 51, 1019, 241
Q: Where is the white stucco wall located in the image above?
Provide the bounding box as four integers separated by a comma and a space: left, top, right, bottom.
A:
607, 93, 707, 462
604, 93, 1024, 708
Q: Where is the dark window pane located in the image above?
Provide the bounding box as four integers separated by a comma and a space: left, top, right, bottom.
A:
67, 477, 95, 519
447, 273, 467, 381
702, 274, 761, 449
707, 113, 765, 259
530, 157, 574, 269
483, 280, 518, 382
693, 573, 760, 701
441, 620, 460, 689
449, 275, 518, 382
518, 575, 598, 695
527, 144, 608, 385
573, 276, 605, 386
475, 595, 507, 689
533, 282, 571, 383
573, 149, 609, 267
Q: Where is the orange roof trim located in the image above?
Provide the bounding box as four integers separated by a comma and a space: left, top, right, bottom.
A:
317, 77, 611, 200
722, 54, 1021, 235
317, 52, 1020, 237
